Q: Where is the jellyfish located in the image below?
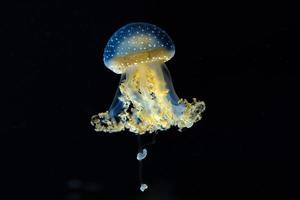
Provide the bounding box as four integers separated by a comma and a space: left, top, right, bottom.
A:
91, 22, 205, 191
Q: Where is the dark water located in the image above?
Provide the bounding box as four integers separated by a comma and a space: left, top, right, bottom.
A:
3, 1, 300, 199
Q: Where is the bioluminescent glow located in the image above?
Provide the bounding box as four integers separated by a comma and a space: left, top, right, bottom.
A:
91, 22, 205, 135
91, 22, 205, 192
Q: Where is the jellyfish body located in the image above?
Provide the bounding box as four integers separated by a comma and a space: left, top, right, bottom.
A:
91, 22, 205, 135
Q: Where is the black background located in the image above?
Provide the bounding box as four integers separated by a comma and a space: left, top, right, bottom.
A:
4, 1, 300, 199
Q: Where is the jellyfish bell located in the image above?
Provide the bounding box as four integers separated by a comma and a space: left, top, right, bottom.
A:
103, 22, 175, 74
91, 22, 205, 135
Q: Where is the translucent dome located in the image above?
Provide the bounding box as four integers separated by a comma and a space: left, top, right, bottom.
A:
103, 22, 175, 74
